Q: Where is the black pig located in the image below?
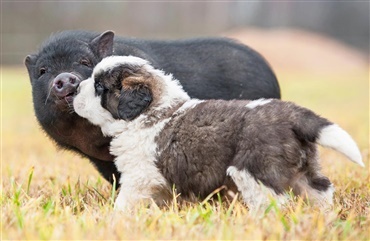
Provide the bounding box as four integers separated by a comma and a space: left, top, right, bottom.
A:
24, 30, 280, 185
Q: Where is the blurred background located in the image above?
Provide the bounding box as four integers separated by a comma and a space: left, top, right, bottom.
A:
2, 1, 369, 72
1, 1, 369, 188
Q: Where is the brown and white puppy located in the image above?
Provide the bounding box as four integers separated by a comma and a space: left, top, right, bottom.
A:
73, 56, 364, 211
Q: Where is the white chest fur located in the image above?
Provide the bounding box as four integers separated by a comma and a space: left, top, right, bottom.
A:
109, 117, 171, 211
111, 118, 169, 170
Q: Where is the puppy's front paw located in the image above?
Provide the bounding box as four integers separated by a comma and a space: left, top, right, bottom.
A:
113, 193, 130, 212
113, 201, 127, 212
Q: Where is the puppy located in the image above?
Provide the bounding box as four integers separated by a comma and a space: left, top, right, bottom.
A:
73, 56, 364, 211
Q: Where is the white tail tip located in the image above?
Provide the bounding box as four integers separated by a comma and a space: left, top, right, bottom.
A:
318, 124, 364, 167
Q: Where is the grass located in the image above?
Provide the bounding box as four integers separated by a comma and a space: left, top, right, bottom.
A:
1, 66, 369, 240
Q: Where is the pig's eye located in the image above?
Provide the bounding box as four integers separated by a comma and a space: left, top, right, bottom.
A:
80, 58, 92, 67
39, 67, 47, 76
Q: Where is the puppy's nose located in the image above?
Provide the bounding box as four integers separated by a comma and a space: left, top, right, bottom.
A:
52, 73, 81, 97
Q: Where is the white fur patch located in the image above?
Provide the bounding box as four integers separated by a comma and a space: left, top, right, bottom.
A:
226, 166, 285, 210
73, 77, 116, 136
297, 180, 335, 209
318, 124, 364, 167
151, 70, 190, 111
322, 184, 335, 206
245, 98, 272, 109
175, 99, 204, 114
93, 55, 149, 78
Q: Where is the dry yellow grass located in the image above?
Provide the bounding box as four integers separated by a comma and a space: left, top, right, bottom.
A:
1, 66, 369, 240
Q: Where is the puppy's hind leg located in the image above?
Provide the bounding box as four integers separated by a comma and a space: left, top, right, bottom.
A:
226, 166, 285, 211
295, 175, 335, 210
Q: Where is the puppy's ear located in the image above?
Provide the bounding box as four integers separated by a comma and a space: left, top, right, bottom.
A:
118, 85, 152, 121
91, 31, 114, 59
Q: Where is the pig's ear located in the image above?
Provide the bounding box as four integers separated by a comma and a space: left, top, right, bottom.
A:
91, 31, 115, 59
117, 86, 152, 121
24, 54, 37, 78
24, 54, 37, 67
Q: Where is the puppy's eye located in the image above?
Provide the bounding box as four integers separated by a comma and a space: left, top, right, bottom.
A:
80, 58, 92, 67
39, 67, 47, 76
94, 82, 105, 95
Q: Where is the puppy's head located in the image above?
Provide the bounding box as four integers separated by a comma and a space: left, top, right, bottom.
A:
92, 56, 189, 121
74, 55, 189, 129
73, 56, 152, 126
92, 56, 154, 121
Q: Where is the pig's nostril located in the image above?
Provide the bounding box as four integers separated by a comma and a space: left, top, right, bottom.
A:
70, 76, 76, 84
55, 80, 64, 89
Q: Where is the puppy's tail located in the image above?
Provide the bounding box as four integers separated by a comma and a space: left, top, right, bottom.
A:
291, 108, 363, 167
316, 124, 363, 166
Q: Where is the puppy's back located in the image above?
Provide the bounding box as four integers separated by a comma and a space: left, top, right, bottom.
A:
155, 98, 362, 199
155, 99, 250, 199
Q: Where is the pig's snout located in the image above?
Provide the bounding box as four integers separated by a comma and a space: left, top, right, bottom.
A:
53, 73, 81, 97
